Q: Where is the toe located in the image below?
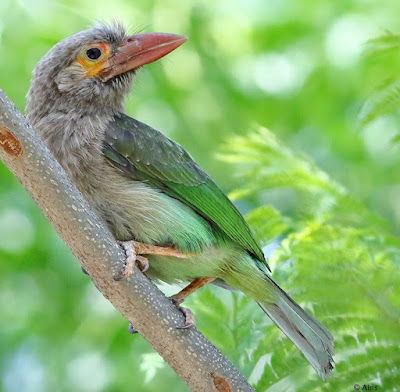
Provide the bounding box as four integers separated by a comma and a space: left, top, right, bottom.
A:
176, 306, 195, 329
170, 295, 185, 306
136, 255, 150, 272
119, 241, 137, 277
128, 323, 139, 334
81, 266, 89, 276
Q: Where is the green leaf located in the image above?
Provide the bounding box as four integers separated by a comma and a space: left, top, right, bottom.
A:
361, 31, 400, 124
364, 30, 400, 58
361, 78, 400, 124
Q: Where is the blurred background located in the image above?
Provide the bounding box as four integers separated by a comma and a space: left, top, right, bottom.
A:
1, 0, 399, 391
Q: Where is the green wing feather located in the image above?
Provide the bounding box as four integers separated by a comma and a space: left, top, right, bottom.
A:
103, 113, 268, 269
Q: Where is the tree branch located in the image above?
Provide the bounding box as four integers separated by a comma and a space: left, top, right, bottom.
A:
0, 88, 255, 392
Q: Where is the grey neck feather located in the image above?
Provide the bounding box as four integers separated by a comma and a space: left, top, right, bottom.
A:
26, 76, 120, 178
25, 24, 135, 178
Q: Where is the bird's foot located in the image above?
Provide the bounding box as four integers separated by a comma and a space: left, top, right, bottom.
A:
169, 277, 217, 329
119, 240, 188, 277
127, 276, 216, 331
127, 306, 194, 333
171, 298, 195, 329
119, 241, 144, 277
128, 323, 139, 334
81, 266, 90, 276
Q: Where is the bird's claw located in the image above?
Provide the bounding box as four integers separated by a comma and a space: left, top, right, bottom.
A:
176, 306, 195, 329
136, 255, 149, 272
171, 297, 195, 329
128, 323, 139, 334
127, 299, 194, 334
81, 266, 90, 276
170, 294, 185, 305
119, 241, 150, 277
119, 240, 187, 278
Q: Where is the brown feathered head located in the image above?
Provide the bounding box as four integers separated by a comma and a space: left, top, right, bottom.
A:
26, 22, 186, 124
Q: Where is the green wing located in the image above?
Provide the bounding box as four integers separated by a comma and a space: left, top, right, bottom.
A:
103, 113, 268, 269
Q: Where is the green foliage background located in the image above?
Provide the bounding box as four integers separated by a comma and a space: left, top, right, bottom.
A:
0, 0, 399, 391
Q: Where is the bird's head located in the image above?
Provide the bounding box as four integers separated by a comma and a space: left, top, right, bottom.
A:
26, 22, 187, 123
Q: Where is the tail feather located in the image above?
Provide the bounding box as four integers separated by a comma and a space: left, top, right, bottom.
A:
259, 280, 334, 379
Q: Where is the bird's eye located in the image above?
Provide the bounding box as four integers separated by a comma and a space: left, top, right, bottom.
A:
86, 47, 102, 60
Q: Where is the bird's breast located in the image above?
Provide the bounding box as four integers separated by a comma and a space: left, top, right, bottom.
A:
36, 114, 214, 253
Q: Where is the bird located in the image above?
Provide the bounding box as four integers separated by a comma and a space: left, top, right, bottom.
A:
26, 22, 334, 378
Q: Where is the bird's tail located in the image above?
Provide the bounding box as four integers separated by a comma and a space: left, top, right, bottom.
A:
257, 276, 334, 379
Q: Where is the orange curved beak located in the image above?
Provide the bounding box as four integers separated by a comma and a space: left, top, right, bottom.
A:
100, 33, 187, 82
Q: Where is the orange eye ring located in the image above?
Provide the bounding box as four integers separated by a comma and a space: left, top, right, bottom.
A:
76, 42, 111, 77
